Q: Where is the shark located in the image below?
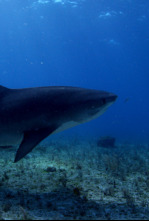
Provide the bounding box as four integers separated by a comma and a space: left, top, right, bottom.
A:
0, 85, 117, 162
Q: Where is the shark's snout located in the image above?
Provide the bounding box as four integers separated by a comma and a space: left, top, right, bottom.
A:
90, 90, 118, 106
77, 89, 117, 124
106, 93, 118, 103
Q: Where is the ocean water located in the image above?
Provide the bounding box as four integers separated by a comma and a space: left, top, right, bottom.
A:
0, 0, 149, 143
0, 0, 149, 220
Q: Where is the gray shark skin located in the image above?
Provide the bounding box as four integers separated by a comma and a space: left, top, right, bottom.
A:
0, 85, 117, 162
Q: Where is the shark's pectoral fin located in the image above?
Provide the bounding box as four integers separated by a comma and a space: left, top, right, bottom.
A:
14, 126, 58, 163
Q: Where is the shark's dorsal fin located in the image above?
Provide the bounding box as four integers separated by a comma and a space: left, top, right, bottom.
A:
0, 85, 9, 90
0, 85, 9, 97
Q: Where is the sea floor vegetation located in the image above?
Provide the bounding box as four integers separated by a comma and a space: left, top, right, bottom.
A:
0, 137, 149, 220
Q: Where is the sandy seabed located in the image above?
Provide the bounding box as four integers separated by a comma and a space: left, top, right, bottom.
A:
0, 137, 149, 220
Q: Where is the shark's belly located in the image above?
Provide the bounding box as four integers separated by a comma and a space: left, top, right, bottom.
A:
52, 121, 80, 134
0, 132, 23, 146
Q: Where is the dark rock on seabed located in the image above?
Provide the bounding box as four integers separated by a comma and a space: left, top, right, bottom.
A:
97, 136, 116, 148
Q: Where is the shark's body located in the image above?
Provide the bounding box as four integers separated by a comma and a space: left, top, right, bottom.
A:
0, 85, 117, 162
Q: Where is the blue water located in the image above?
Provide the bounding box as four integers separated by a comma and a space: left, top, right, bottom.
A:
0, 0, 149, 143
